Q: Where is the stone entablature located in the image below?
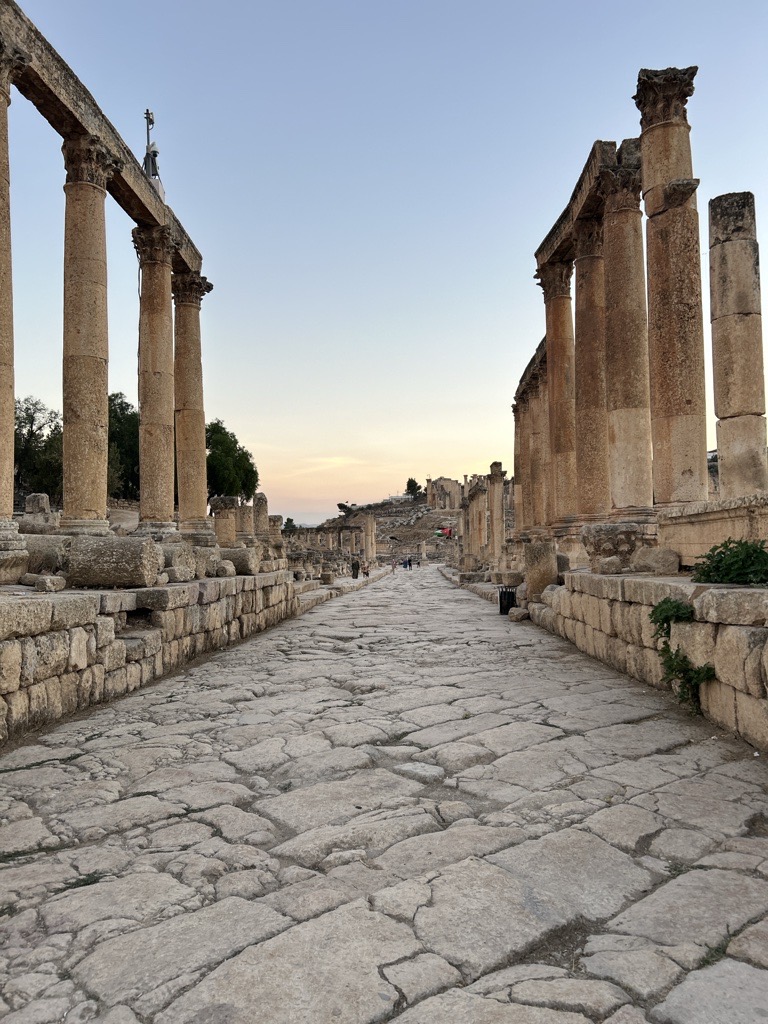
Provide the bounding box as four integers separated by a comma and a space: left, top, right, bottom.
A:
529, 571, 768, 752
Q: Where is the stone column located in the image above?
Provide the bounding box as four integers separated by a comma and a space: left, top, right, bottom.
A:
253, 492, 270, 543
529, 369, 550, 527
573, 217, 610, 517
536, 260, 576, 522
601, 156, 654, 511
487, 461, 506, 568
133, 223, 177, 536
61, 136, 122, 534
512, 402, 526, 530
635, 67, 708, 503
710, 193, 768, 496
363, 513, 376, 562
0, 44, 28, 580
172, 270, 215, 544
235, 502, 256, 546
210, 496, 237, 547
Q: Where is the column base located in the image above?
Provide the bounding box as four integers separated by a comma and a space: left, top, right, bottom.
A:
58, 518, 111, 536
134, 521, 179, 542
180, 519, 217, 547
610, 506, 658, 525
0, 520, 29, 582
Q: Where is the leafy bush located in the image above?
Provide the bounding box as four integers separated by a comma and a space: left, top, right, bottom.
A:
691, 538, 768, 585
649, 597, 714, 712
649, 597, 695, 640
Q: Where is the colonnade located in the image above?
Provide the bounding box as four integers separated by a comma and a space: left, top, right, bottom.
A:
0, 31, 216, 582
514, 67, 767, 538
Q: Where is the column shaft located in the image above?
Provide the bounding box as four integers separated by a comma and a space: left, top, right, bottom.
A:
635, 67, 708, 503
134, 224, 176, 531
537, 261, 576, 522
710, 192, 768, 496
487, 462, 506, 566
62, 136, 122, 532
172, 271, 214, 540
601, 160, 654, 510
573, 218, 610, 516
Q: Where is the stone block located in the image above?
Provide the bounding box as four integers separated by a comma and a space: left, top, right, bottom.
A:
735, 690, 768, 750
68, 627, 89, 671
34, 574, 66, 592
174, 608, 186, 637
48, 593, 100, 630
135, 582, 199, 611
622, 577, 711, 607
216, 560, 236, 578
33, 631, 70, 682
606, 636, 628, 674
671, 621, 717, 667
27, 681, 49, 729
66, 536, 163, 588
90, 663, 105, 702
694, 588, 768, 626
630, 547, 681, 575
98, 641, 127, 672
77, 667, 94, 709
573, 620, 587, 651
94, 616, 116, 648
198, 578, 220, 604
99, 591, 138, 614
140, 657, 155, 686
126, 662, 142, 692
151, 610, 177, 641
5, 688, 28, 734
219, 577, 237, 597
0, 640, 22, 694
700, 679, 738, 732
0, 596, 53, 640
714, 625, 768, 695
0, 549, 29, 583
640, 646, 666, 688
166, 566, 195, 583
104, 667, 128, 699
123, 636, 147, 663
59, 673, 78, 716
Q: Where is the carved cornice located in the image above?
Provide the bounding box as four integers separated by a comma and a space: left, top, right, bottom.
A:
0, 41, 30, 98
535, 260, 573, 302
132, 223, 176, 266
634, 67, 697, 131
172, 271, 213, 307
573, 217, 603, 259
599, 166, 642, 215
62, 135, 123, 189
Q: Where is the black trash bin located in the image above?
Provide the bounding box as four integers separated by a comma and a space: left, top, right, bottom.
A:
498, 586, 516, 615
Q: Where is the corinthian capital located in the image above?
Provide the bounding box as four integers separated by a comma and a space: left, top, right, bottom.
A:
172, 271, 213, 307
599, 166, 642, 215
634, 66, 697, 131
62, 135, 123, 189
573, 217, 603, 259
132, 223, 176, 266
535, 260, 573, 302
0, 41, 30, 98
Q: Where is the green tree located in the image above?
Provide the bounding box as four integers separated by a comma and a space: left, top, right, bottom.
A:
283, 517, 297, 533
14, 396, 62, 498
206, 419, 258, 500
405, 477, 423, 499
108, 393, 140, 500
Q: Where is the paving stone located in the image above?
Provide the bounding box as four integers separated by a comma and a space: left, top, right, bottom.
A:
0, 817, 57, 855
157, 900, 421, 1023
382, 952, 462, 1003
581, 947, 682, 1000
393, 762, 445, 783
726, 918, 768, 968
467, 964, 569, 995
509, 979, 630, 1016
405, 713, 514, 749
39, 873, 195, 931
411, 857, 568, 981
256, 769, 423, 831
395, 990, 592, 1022
648, 829, 716, 864
375, 823, 525, 877
488, 829, 654, 921
650, 958, 768, 1024
57, 796, 186, 837
608, 869, 768, 947
581, 805, 663, 853
73, 897, 291, 1014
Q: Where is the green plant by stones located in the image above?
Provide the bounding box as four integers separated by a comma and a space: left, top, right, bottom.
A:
691, 537, 768, 585
649, 598, 714, 711
649, 597, 695, 640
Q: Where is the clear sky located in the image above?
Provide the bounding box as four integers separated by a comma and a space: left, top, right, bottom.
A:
8, 0, 768, 524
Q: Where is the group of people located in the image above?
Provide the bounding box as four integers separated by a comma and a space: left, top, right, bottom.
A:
391, 556, 420, 572
350, 559, 370, 580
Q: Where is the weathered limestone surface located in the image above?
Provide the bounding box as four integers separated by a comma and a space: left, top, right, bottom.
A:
1, 567, 766, 1022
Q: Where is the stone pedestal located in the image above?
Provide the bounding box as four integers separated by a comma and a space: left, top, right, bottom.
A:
601, 150, 654, 512
172, 271, 216, 542
573, 217, 610, 516
0, 519, 28, 582
61, 136, 122, 535
523, 535, 558, 603
537, 261, 577, 523
235, 503, 256, 546
709, 192, 768, 497
134, 223, 178, 537
635, 67, 708, 503
210, 497, 238, 548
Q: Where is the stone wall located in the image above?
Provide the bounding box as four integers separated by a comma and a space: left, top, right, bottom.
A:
528, 571, 768, 751
0, 571, 297, 745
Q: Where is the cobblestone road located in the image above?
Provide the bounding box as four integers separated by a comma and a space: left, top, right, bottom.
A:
1, 566, 768, 1023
